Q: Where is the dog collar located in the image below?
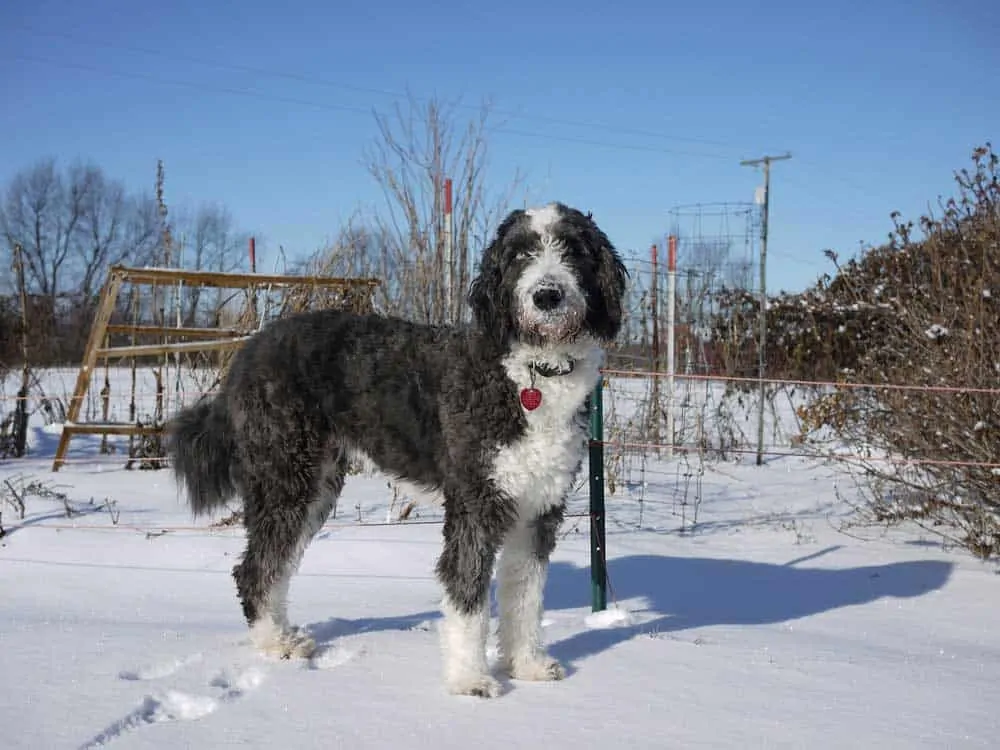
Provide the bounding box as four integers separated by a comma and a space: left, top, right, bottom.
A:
529, 359, 576, 378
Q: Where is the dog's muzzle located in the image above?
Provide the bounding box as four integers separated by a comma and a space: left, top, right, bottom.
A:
520, 279, 583, 341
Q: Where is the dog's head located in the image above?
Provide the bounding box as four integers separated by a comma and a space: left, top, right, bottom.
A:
469, 203, 627, 347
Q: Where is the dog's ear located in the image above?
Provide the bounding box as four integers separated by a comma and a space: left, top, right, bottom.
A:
468, 210, 522, 344
468, 244, 502, 335
583, 213, 628, 342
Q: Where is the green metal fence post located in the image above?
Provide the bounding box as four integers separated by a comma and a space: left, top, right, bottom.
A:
588, 379, 607, 612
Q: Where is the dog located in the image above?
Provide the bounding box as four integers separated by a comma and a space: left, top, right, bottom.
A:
167, 202, 627, 698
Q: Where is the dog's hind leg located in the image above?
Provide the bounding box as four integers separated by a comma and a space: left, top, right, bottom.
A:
496, 506, 566, 681
234, 454, 347, 659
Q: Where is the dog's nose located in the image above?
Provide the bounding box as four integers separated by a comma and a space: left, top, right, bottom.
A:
533, 287, 564, 311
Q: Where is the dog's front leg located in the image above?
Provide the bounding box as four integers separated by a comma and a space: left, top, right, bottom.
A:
497, 505, 566, 681
438, 588, 495, 698
435, 497, 511, 698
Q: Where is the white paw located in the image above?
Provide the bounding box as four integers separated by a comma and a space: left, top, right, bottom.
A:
507, 655, 566, 682
446, 673, 502, 698
272, 630, 317, 660
251, 623, 317, 660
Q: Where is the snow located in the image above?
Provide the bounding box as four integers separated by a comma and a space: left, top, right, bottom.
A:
583, 607, 634, 630
2, 369, 999, 748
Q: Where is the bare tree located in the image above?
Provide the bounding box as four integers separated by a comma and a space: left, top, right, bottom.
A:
1, 160, 159, 303
173, 203, 249, 326
0, 159, 83, 304
76, 167, 159, 301
363, 93, 523, 323
0, 159, 225, 363
121, 192, 162, 268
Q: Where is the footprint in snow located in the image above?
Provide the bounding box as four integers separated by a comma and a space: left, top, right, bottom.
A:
210, 666, 267, 700
117, 653, 203, 681
306, 643, 363, 671
78, 690, 219, 749
83, 663, 266, 748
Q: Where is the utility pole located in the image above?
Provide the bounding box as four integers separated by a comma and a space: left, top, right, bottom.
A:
740, 152, 791, 466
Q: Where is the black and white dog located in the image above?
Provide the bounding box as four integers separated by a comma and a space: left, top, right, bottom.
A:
168, 202, 626, 698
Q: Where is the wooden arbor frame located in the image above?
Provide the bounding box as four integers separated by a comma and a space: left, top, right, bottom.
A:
51, 265, 379, 471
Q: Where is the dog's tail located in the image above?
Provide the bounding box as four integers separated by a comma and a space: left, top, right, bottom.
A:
167, 396, 238, 516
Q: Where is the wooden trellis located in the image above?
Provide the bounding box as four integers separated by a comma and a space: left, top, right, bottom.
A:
51, 264, 379, 471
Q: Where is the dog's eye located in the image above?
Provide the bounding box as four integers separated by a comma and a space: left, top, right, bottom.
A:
511, 243, 536, 260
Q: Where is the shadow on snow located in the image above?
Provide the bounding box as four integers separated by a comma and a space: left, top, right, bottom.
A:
300, 549, 952, 674
544, 552, 952, 668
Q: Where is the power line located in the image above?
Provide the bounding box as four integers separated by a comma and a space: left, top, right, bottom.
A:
12, 24, 749, 153
10, 53, 375, 117
489, 125, 731, 159
8, 53, 737, 160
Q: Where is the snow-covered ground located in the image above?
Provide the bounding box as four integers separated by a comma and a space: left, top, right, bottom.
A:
1, 369, 998, 748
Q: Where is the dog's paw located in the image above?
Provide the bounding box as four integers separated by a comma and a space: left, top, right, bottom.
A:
507, 655, 566, 682
272, 630, 317, 660
250, 623, 317, 660
446, 673, 502, 698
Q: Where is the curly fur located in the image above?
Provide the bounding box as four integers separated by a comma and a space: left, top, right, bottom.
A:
166, 398, 237, 516
168, 202, 626, 697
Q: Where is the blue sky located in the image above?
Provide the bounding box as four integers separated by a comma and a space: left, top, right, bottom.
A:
2, 0, 996, 292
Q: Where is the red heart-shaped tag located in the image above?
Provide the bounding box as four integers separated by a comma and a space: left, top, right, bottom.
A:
520, 387, 542, 411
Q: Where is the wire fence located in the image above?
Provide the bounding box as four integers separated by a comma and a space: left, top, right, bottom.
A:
3, 360, 997, 539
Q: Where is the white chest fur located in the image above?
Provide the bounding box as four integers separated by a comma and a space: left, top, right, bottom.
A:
491, 342, 603, 519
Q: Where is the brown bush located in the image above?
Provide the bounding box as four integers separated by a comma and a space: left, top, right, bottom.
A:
794, 144, 1000, 557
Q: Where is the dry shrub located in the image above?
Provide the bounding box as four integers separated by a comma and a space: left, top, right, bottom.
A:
796, 144, 1000, 557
